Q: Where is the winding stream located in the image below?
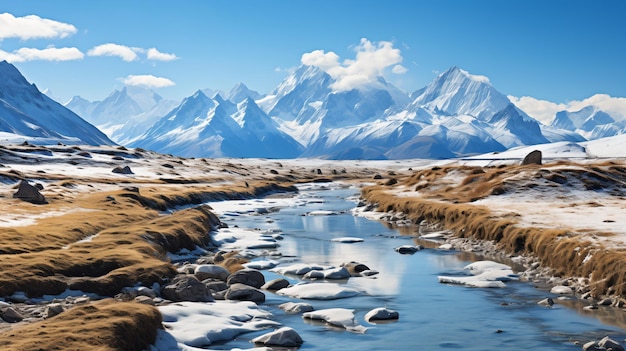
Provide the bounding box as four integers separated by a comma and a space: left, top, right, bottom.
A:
205, 182, 626, 350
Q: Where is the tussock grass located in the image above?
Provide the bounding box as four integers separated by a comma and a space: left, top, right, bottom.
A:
363, 160, 626, 297
0, 299, 161, 351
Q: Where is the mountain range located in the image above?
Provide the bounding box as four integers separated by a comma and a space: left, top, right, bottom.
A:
1, 60, 623, 159
0, 61, 113, 146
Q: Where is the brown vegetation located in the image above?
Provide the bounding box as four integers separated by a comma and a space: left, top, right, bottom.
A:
0, 144, 393, 349
363, 160, 626, 297
0, 299, 161, 351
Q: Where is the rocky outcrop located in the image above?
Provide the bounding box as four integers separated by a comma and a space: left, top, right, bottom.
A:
251, 327, 304, 347
521, 150, 542, 165
13, 180, 47, 204
161, 275, 214, 302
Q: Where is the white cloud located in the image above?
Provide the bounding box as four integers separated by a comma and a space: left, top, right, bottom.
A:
147, 48, 178, 61
392, 64, 408, 74
88, 43, 139, 61
0, 13, 77, 40
0, 46, 83, 62
509, 94, 626, 124
122, 74, 175, 88
301, 38, 407, 91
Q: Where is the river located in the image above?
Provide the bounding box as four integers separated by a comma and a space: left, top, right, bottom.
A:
204, 182, 626, 350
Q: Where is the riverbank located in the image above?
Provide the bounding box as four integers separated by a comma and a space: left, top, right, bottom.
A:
0, 143, 409, 350
1, 142, 625, 350
359, 158, 626, 301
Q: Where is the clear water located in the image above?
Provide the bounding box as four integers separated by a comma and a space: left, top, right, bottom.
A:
208, 183, 626, 350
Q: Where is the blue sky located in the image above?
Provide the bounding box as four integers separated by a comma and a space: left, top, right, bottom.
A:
1, 0, 624, 105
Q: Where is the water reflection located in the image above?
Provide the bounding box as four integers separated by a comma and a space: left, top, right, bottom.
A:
208, 183, 626, 350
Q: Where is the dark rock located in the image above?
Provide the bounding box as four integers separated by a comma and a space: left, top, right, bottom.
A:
364, 307, 399, 322
598, 336, 625, 351
278, 302, 314, 313
0, 307, 24, 323
13, 180, 47, 204
161, 275, 214, 302
43, 303, 64, 318
194, 264, 230, 281
341, 261, 370, 276
112, 165, 133, 174
224, 283, 265, 303
251, 327, 303, 347
261, 278, 290, 291
522, 150, 542, 165
227, 269, 265, 288
203, 279, 228, 294
134, 295, 155, 305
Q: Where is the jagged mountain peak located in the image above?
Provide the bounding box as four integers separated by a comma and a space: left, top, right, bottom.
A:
410, 66, 509, 121
0, 61, 113, 145
225, 82, 262, 104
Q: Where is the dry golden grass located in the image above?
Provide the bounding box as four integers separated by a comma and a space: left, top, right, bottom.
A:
0, 143, 402, 349
364, 160, 626, 297
0, 299, 161, 351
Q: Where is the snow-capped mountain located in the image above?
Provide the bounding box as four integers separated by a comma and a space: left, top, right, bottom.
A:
65, 86, 178, 145
550, 105, 623, 139
8, 58, 615, 160
224, 83, 263, 104
123, 64, 585, 160
409, 66, 510, 121
0, 61, 113, 146
273, 65, 580, 159
129, 91, 303, 158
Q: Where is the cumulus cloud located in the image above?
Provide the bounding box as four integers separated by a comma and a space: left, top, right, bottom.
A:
509, 94, 626, 124
301, 38, 407, 91
0, 13, 77, 40
88, 43, 139, 61
122, 74, 175, 88
0, 46, 83, 62
147, 48, 178, 61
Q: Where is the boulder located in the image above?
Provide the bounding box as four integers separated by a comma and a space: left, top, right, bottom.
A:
0, 307, 24, 323
161, 275, 214, 302
522, 150, 542, 165
43, 303, 64, 319
13, 180, 47, 204
251, 327, 303, 347
227, 269, 265, 288
194, 264, 230, 281
224, 283, 265, 303
394, 245, 422, 254
279, 302, 314, 313
203, 279, 228, 294
598, 336, 625, 351
112, 165, 133, 174
340, 262, 370, 276
134, 295, 155, 305
261, 278, 290, 291
364, 307, 399, 322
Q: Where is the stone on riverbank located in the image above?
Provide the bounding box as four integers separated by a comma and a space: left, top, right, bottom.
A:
279, 302, 314, 313
195, 264, 230, 281
364, 307, 399, 323
162, 275, 214, 302
225, 283, 265, 303
262, 278, 290, 291
251, 327, 304, 347
227, 269, 265, 288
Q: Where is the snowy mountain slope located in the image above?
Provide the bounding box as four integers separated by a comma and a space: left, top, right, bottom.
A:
130, 92, 302, 158
225, 83, 263, 104
0, 61, 114, 146
126, 63, 585, 160
410, 66, 511, 121
64, 86, 178, 145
